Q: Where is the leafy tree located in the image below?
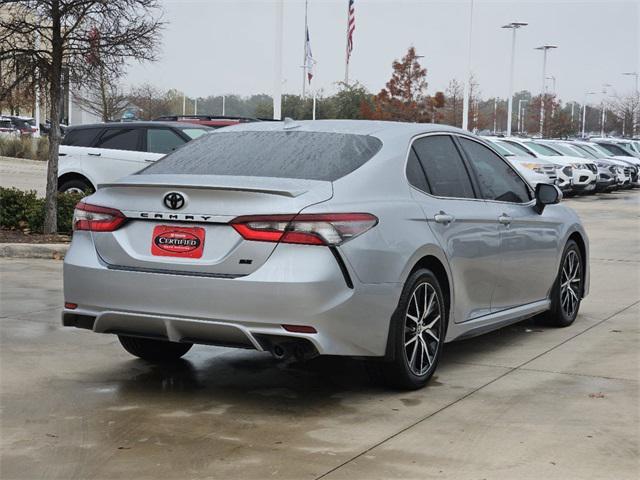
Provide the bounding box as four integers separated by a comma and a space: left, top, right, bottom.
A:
0, 0, 163, 233
365, 46, 429, 122
326, 81, 373, 119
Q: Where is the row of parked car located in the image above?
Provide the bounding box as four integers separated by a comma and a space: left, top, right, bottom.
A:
0, 115, 69, 137
482, 136, 640, 195
41, 114, 640, 196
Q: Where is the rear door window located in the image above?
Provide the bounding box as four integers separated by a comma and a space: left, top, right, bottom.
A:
62, 128, 102, 147
141, 131, 383, 181
411, 135, 476, 199
146, 128, 186, 154
95, 128, 143, 151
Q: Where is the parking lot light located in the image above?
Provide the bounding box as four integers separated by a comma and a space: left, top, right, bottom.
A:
502, 21, 528, 136
535, 45, 558, 137
582, 91, 596, 138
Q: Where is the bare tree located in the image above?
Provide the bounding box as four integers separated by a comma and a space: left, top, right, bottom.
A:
610, 92, 640, 137
442, 79, 463, 127
0, 0, 163, 233
74, 66, 129, 121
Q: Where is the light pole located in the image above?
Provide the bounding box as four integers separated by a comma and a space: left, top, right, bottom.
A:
518, 99, 528, 134
581, 91, 596, 138
622, 72, 639, 137
545, 75, 556, 93
535, 44, 557, 137
462, 0, 474, 130
502, 21, 528, 136
546, 75, 557, 117
222, 95, 226, 116
600, 83, 611, 137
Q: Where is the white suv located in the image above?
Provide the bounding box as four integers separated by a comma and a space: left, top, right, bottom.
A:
502, 138, 597, 194
58, 122, 211, 193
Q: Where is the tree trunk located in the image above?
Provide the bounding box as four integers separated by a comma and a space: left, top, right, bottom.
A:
43, 1, 62, 234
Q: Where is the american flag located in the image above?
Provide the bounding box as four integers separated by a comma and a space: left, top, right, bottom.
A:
346, 0, 355, 62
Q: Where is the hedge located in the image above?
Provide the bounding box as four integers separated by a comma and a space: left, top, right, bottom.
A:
0, 187, 84, 234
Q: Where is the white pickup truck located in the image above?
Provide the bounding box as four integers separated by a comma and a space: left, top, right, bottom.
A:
58, 122, 211, 193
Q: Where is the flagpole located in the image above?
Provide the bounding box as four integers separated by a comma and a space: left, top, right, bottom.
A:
344, 1, 350, 85
273, 0, 284, 120
302, 0, 308, 97
313, 89, 317, 120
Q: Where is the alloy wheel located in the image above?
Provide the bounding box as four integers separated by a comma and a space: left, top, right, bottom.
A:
560, 250, 581, 318
403, 282, 442, 376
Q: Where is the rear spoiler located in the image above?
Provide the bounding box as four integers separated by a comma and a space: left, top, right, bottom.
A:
98, 174, 330, 198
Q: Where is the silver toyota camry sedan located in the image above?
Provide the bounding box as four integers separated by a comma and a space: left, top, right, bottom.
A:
63, 120, 589, 390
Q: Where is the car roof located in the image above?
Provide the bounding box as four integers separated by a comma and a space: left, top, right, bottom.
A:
215, 119, 470, 143
65, 121, 213, 131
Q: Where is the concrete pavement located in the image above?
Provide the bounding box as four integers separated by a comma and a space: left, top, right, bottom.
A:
0, 156, 47, 196
0, 190, 638, 480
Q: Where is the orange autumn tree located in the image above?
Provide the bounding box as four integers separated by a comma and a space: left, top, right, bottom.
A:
364, 46, 430, 122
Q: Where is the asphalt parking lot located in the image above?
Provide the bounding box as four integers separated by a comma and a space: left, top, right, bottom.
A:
1, 190, 638, 480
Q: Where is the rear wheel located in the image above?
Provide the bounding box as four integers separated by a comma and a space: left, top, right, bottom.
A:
378, 269, 445, 390
539, 240, 583, 327
58, 177, 94, 195
118, 335, 192, 361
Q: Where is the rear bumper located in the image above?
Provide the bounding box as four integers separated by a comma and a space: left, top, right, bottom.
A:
63, 232, 401, 357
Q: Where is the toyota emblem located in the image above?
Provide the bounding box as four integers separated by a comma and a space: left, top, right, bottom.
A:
163, 192, 185, 210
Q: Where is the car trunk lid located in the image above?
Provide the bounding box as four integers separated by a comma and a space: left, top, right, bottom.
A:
88, 174, 333, 276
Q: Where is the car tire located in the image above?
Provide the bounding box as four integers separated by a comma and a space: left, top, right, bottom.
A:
378, 269, 446, 390
539, 240, 583, 327
118, 335, 193, 361
58, 178, 94, 195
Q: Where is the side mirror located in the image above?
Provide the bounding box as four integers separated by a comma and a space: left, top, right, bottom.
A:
534, 183, 561, 214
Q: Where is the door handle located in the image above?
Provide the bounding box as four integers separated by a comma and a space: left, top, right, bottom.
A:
87, 152, 101, 157
498, 214, 512, 225
434, 212, 455, 225
144, 159, 156, 163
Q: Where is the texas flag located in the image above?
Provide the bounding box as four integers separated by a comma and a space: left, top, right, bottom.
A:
305, 26, 315, 84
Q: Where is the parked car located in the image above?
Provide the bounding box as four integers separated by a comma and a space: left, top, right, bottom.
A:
63, 121, 589, 390
575, 141, 639, 188
0, 116, 19, 137
502, 138, 596, 195
591, 137, 640, 158
58, 121, 212, 194
153, 115, 259, 129
565, 141, 632, 190
6, 116, 37, 136
40, 120, 68, 136
483, 137, 558, 188
499, 138, 574, 193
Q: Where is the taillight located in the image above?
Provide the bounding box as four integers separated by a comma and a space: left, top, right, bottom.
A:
73, 202, 126, 232
231, 213, 378, 246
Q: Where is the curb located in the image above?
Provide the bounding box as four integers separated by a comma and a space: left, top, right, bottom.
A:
0, 243, 69, 260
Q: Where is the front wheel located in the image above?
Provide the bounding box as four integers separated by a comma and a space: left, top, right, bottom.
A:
539, 240, 584, 327
378, 269, 446, 390
118, 335, 192, 362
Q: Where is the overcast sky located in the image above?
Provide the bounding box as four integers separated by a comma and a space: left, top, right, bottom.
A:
125, 0, 639, 104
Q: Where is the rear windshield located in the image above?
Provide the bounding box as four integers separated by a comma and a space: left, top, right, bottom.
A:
140, 131, 383, 181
